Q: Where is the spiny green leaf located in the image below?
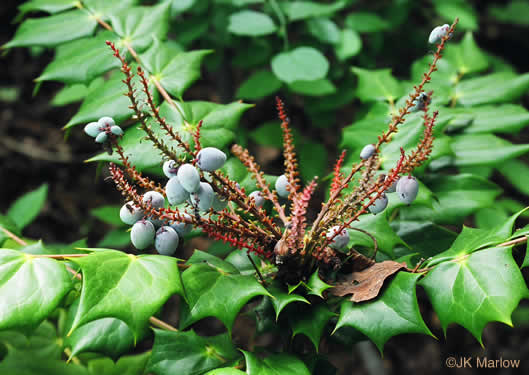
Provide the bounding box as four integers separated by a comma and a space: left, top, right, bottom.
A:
352, 67, 402, 102
0, 348, 88, 375
456, 72, 529, 106
5, 9, 97, 48
451, 134, 529, 167
420, 247, 529, 344
228, 10, 277, 36
179, 262, 270, 334
242, 351, 311, 375
86, 351, 150, 375
271, 47, 329, 84
334, 272, 432, 353
147, 329, 240, 375
0, 250, 73, 331
306, 270, 332, 298
266, 285, 309, 320
291, 304, 335, 351
392, 220, 457, 258
52, 83, 89, 106
444, 32, 488, 74
69, 250, 183, 341
7, 184, 48, 230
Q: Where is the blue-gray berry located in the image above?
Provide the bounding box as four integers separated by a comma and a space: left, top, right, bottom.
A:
131, 219, 155, 250
163, 160, 179, 178
396, 176, 419, 205
177, 163, 201, 193
148, 217, 164, 228
360, 144, 376, 160
95, 132, 108, 143
166, 177, 189, 205
110, 125, 123, 136
119, 201, 144, 225
386, 176, 397, 193
275, 174, 289, 198
197, 147, 227, 172
428, 24, 450, 44
327, 226, 350, 250
97, 116, 115, 128
409, 92, 428, 113
155, 226, 179, 256
249, 191, 265, 208
190, 182, 214, 212
170, 213, 193, 236
142, 191, 165, 209
368, 194, 388, 215
84, 122, 102, 137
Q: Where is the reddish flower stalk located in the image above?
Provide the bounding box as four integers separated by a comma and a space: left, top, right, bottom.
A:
330, 150, 347, 196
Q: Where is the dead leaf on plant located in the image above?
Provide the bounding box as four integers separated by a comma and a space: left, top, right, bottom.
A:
331, 261, 406, 302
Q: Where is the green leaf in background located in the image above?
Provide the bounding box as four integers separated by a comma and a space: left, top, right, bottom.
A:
147, 329, 239, 375
205, 369, 247, 375
433, 0, 478, 30
444, 32, 489, 75
288, 79, 336, 96
420, 247, 529, 344
306, 18, 340, 44
345, 12, 389, 33
334, 272, 432, 353
335, 29, 362, 61
497, 158, 529, 196
243, 351, 311, 375
90, 205, 122, 226
97, 229, 131, 248
69, 250, 183, 341
475, 206, 510, 229
4, 10, 97, 48
52, 83, 89, 107
451, 134, 529, 167
37, 32, 120, 84
456, 72, 529, 106
17, 0, 77, 16
489, 1, 529, 26
266, 286, 309, 320
7, 183, 47, 230
228, 10, 277, 36
0, 348, 88, 375
86, 352, 150, 375
298, 139, 327, 182
352, 67, 402, 102
392, 220, 457, 258
291, 304, 335, 351
236, 70, 282, 100
109, 2, 171, 51
180, 261, 270, 333
281, 1, 347, 22
0, 250, 73, 331
271, 47, 329, 83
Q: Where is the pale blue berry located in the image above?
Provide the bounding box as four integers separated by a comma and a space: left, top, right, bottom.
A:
163, 160, 179, 178
170, 213, 193, 236
360, 144, 375, 160
131, 219, 155, 250
177, 163, 201, 193
386, 176, 397, 193
119, 201, 144, 225
197, 147, 227, 172
368, 194, 388, 215
428, 24, 450, 44
327, 226, 350, 250
249, 191, 265, 208
148, 217, 164, 228
142, 191, 165, 209
84, 122, 102, 137
190, 182, 214, 212
155, 226, 179, 256
409, 92, 428, 113
166, 177, 189, 205
275, 174, 289, 198
211, 193, 228, 211
97, 116, 115, 128
396, 176, 419, 205
110, 125, 123, 136
95, 132, 108, 143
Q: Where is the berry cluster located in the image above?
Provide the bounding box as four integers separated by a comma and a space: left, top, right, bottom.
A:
84, 116, 123, 143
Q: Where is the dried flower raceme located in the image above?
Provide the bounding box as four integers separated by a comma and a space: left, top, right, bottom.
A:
89, 20, 458, 285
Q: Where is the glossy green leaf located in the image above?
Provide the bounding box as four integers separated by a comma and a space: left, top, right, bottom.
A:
228, 10, 277, 36
306, 17, 340, 44
345, 12, 389, 32
266, 285, 309, 320
0, 320, 62, 361
179, 262, 270, 333
334, 272, 432, 353
243, 351, 311, 375
5, 10, 97, 48
109, 2, 171, 51
291, 304, 335, 351
271, 47, 329, 83
475, 206, 510, 229
52, 83, 89, 106
352, 67, 402, 102
444, 32, 488, 74
0, 348, 88, 375
288, 79, 336, 96
392, 220, 457, 258
497, 158, 529, 196
456, 72, 529, 106
147, 329, 239, 375
433, 0, 478, 30
17, 0, 77, 15
37, 32, 120, 84
421, 247, 529, 344
205, 369, 246, 375
69, 250, 182, 341
335, 28, 362, 60
306, 270, 332, 298
7, 184, 47, 230
236, 70, 282, 100
86, 352, 150, 375
0, 250, 73, 331
281, 1, 347, 21
489, 1, 529, 26
451, 134, 529, 166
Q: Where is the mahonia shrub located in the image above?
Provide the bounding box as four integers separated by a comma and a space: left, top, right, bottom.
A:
3, 1, 529, 374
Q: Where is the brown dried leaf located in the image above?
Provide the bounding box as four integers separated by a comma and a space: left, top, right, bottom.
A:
331, 261, 406, 302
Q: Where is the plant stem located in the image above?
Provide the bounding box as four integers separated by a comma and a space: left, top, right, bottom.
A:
268, 0, 289, 50
0, 227, 27, 246
247, 254, 266, 286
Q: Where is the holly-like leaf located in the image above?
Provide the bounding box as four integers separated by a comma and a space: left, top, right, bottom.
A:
456, 72, 529, 106
147, 329, 240, 375
444, 104, 529, 134
109, 2, 171, 51
0, 250, 73, 331
451, 134, 529, 167
291, 304, 335, 351
242, 351, 311, 375
5, 9, 97, 48
0, 348, 88, 375
271, 47, 329, 84
392, 220, 457, 258
306, 270, 332, 298
334, 272, 433, 353
7, 183, 48, 230
68, 250, 182, 341
86, 352, 150, 375
266, 285, 309, 320
352, 67, 402, 102
497, 158, 529, 196
420, 246, 529, 344
179, 262, 270, 333
228, 10, 277, 36
444, 32, 488, 75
